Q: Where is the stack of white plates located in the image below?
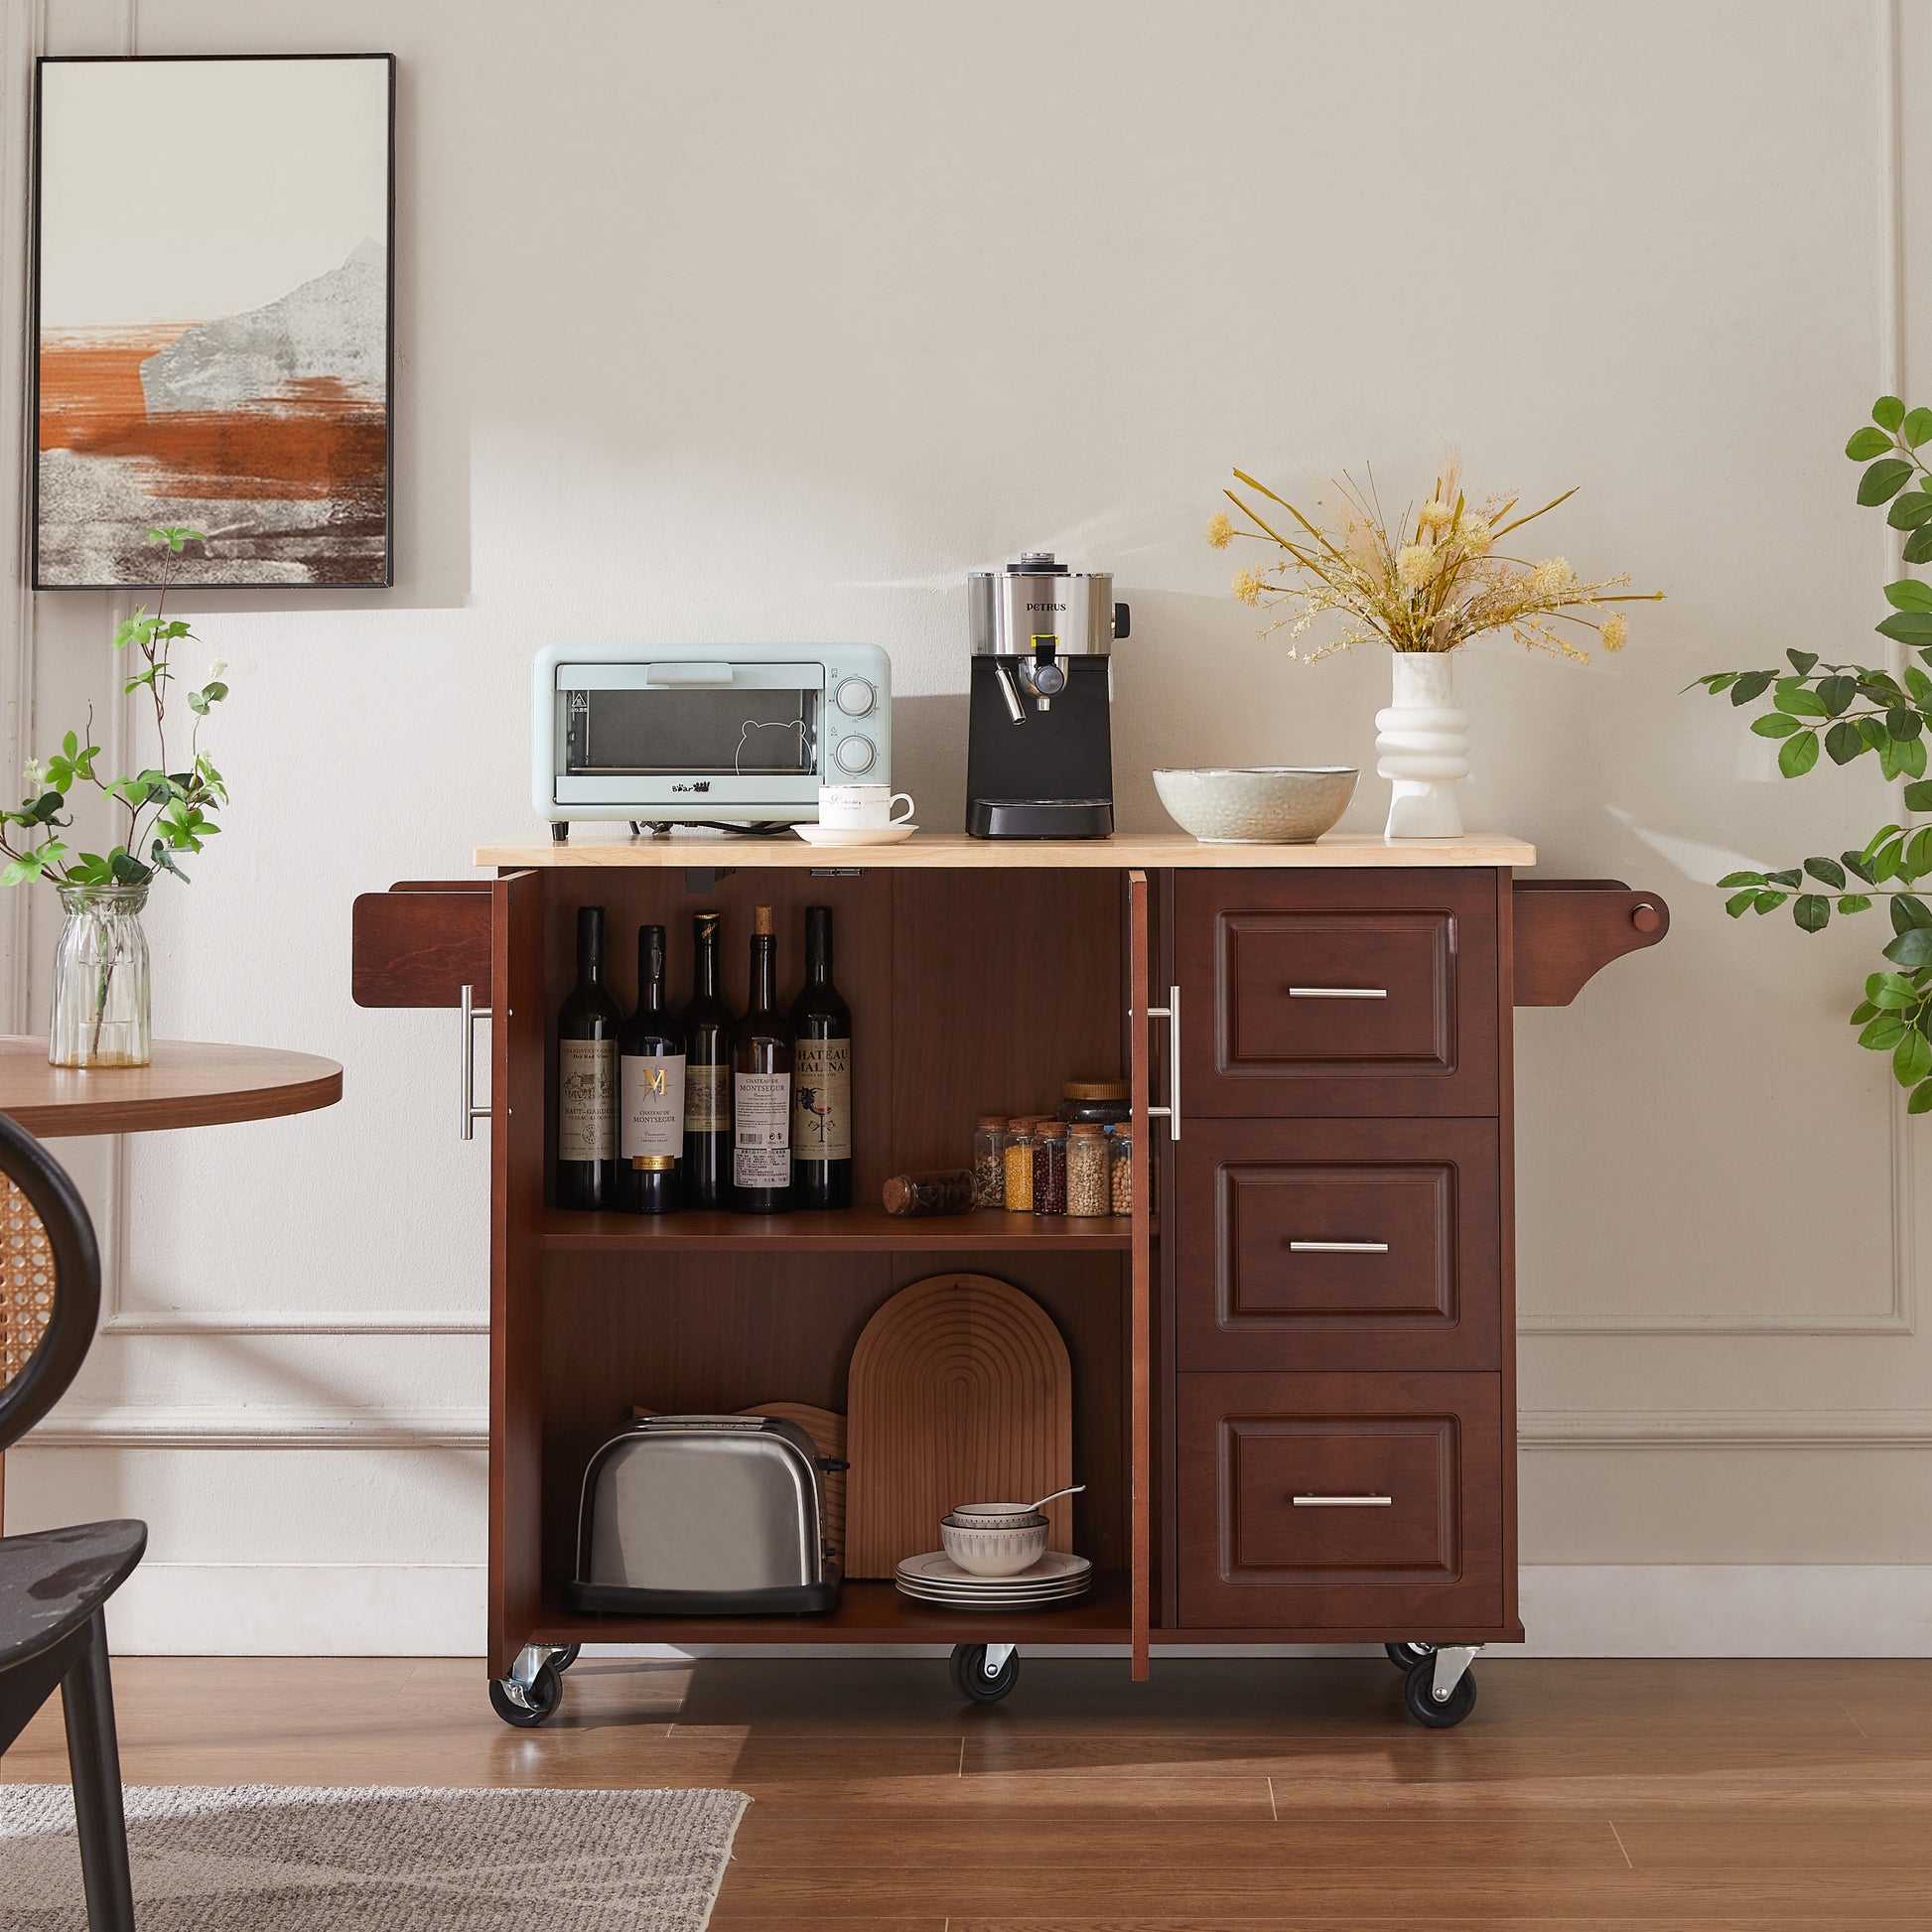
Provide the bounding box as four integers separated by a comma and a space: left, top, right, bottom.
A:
895, 1550, 1092, 1609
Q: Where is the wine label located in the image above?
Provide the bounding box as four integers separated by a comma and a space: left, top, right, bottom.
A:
557, 1038, 616, 1162
792, 1037, 852, 1161
621, 1051, 686, 1163
733, 1069, 790, 1187
684, 1061, 730, 1134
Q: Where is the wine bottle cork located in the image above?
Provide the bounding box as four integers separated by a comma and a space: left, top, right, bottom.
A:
753, 904, 774, 936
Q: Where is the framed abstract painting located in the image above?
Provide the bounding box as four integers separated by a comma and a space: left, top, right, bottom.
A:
32, 54, 395, 589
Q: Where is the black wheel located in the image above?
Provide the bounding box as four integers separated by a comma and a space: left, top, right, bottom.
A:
549, 822, 569, 843
1403, 1657, 1476, 1729
488, 1660, 563, 1727
950, 1644, 1019, 1704
1386, 1641, 1436, 1672
549, 1644, 582, 1673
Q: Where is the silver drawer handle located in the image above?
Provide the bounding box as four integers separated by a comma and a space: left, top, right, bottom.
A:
1288, 986, 1387, 999
1293, 1494, 1392, 1507
459, 983, 491, 1142
1290, 1240, 1390, 1253
1145, 982, 1181, 1143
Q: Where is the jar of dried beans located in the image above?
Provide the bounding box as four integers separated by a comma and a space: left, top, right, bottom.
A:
1066, 1122, 1110, 1216
1033, 1119, 1068, 1215
1110, 1125, 1134, 1215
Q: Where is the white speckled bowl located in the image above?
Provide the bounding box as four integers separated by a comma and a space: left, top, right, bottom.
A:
940, 1520, 1050, 1577
1153, 766, 1358, 844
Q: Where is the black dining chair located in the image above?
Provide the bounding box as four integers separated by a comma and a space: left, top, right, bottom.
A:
1, 1108, 145, 1931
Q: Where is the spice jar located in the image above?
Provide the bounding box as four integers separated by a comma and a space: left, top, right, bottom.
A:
1059, 1078, 1131, 1128
1110, 1125, 1134, 1215
1066, 1122, 1110, 1216
973, 1115, 1008, 1207
1003, 1119, 1036, 1212
1033, 1119, 1068, 1215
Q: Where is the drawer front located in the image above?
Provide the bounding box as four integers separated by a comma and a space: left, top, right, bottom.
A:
1175, 1372, 1503, 1629
1175, 1120, 1500, 1371
1174, 871, 1499, 1117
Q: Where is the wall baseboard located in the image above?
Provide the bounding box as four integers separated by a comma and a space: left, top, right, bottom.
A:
100, 1563, 1932, 1658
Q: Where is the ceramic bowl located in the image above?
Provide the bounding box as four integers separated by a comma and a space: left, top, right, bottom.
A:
947, 1502, 1047, 1530
1152, 766, 1358, 844
940, 1520, 1050, 1577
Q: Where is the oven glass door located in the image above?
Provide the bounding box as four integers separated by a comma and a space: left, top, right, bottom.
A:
553, 662, 824, 805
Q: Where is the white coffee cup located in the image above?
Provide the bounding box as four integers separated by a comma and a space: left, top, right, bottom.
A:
818, 783, 914, 829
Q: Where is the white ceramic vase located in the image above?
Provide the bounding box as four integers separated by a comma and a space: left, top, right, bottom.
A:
1374, 651, 1470, 840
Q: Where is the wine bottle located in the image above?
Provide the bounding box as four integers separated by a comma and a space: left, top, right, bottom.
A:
679, 909, 735, 1209
732, 903, 793, 1213
556, 904, 620, 1210
618, 922, 685, 1214
789, 903, 853, 1208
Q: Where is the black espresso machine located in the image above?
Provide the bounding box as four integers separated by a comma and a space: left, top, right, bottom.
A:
965, 553, 1130, 838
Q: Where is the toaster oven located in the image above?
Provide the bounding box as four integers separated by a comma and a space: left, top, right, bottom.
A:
532, 641, 892, 833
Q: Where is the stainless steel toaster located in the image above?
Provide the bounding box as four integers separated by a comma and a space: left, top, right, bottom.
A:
564, 1414, 843, 1615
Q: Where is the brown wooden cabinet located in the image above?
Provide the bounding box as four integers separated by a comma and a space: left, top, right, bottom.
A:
349, 833, 1662, 1715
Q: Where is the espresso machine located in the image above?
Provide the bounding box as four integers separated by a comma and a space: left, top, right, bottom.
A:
965, 553, 1130, 838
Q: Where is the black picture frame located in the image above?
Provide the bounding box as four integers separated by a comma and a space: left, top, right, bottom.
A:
30, 53, 397, 591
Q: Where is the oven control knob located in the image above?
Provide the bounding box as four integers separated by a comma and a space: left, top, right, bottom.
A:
834, 736, 876, 774
834, 677, 876, 718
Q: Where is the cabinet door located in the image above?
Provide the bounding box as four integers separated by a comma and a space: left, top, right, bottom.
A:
1175, 1372, 1503, 1630
1174, 871, 1499, 1117
1174, 1119, 1500, 1372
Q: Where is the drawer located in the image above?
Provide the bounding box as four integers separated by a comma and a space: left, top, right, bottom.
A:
1173, 871, 1499, 1117
1174, 1120, 1500, 1371
1175, 1372, 1503, 1629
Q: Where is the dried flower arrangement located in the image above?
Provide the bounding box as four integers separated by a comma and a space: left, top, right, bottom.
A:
1205, 456, 1660, 661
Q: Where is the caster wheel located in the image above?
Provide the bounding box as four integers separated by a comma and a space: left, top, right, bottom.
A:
950, 1644, 1019, 1704
1386, 1641, 1436, 1672
549, 1645, 582, 1673
488, 1660, 563, 1727
1403, 1658, 1476, 1729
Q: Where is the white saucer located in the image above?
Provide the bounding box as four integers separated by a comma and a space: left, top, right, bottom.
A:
793, 822, 918, 848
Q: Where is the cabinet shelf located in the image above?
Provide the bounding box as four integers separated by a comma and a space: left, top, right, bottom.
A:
534, 1570, 1132, 1645
539, 1204, 1137, 1253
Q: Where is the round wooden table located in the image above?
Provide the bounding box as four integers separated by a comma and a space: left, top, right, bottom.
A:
0, 1035, 343, 1138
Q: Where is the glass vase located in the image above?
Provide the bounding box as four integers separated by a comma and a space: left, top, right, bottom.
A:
49, 882, 152, 1068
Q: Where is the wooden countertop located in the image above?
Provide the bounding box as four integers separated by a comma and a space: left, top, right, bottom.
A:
476, 830, 1537, 870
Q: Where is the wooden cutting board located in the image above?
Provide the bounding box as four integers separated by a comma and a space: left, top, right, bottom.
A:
845, 1272, 1074, 1579
632, 1401, 847, 1563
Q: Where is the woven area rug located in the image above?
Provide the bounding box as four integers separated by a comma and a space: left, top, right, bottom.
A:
0, 1784, 751, 1931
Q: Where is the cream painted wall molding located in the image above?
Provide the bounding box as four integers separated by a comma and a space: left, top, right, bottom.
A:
94, 1563, 1932, 1659
36, 1403, 1932, 1452
31, 1406, 489, 1449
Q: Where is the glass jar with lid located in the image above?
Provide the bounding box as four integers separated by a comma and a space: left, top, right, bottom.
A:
1059, 1078, 1131, 1128
972, 1115, 1008, 1207
1109, 1124, 1134, 1215
1033, 1120, 1069, 1215
1003, 1119, 1036, 1212
1066, 1121, 1110, 1216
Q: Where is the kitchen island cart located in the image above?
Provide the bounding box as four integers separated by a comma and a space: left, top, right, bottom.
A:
351, 833, 1667, 1727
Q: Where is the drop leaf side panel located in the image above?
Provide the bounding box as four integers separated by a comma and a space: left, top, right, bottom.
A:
489, 869, 547, 1678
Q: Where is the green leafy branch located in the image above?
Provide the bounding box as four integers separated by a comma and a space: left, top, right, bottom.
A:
1699, 394, 1932, 1113
0, 527, 229, 891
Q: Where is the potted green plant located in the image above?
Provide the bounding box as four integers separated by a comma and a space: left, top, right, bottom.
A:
0, 528, 230, 1067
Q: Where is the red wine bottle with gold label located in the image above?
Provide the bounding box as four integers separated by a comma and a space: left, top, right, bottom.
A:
618, 922, 684, 1214
556, 904, 620, 1209
789, 904, 852, 1208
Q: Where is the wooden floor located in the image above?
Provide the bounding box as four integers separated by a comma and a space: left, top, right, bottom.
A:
5, 1654, 1932, 1926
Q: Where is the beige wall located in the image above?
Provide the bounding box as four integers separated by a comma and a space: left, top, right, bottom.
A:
3, 0, 1930, 1653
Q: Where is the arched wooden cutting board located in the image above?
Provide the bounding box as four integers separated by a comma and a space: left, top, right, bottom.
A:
846, 1272, 1074, 1579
